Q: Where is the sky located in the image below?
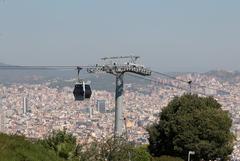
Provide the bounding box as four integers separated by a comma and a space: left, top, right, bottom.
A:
0, 0, 240, 72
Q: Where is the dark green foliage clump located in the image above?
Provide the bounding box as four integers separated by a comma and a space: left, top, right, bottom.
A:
147, 94, 234, 161
39, 129, 79, 161
77, 137, 152, 161
40, 130, 152, 161
151, 155, 184, 161
131, 146, 151, 161
0, 133, 63, 161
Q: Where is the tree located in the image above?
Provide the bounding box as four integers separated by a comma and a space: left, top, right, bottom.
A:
147, 94, 234, 161
78, 136, 134, 161
40, 129, 78, 160
78, 136, 151, 161
131, 145, 151, 161
40, 130, 152, 161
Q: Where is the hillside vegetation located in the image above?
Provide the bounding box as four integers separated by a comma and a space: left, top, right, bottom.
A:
0, 133, 63, 161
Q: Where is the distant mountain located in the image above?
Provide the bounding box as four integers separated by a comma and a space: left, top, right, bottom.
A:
0, 63, 149, 91
0, 62, 9, 66
205, 70, 240, 83
1, 62, 239, 88
0, 62, 76, 84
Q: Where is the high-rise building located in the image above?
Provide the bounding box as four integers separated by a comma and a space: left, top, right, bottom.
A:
0, 96, 4, 132
0, 113, 4, 132
23, 97, 28, 114
96, 100, 106, 113
89, 106, 93, 118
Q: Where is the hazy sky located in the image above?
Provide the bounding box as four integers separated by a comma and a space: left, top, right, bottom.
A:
0, 0, 240, 72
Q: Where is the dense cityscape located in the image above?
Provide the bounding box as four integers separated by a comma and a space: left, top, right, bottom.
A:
1, 71, 240, 160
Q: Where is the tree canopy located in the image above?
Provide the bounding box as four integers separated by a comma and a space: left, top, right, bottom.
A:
77, 136, 151, 161
0, 133, 63, 161
147, 94, 234, 161
40, 129, 79, 160
40, 130, 152, 161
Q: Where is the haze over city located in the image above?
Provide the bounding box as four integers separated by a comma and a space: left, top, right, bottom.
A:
0, 0, 240, 72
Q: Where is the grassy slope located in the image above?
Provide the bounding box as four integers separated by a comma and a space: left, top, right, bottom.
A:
0, 133, 63, 161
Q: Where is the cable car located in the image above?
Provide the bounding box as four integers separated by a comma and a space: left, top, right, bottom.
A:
73, 67, 92, 101
73, 82, 85, 101
84, 84, 92, 99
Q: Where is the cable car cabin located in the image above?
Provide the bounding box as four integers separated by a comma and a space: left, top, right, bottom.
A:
73, 82, 92, 101
84, 84, 92, 99
73, 83, 84, 101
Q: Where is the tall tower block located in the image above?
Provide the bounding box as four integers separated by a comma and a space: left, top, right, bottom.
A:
23, 97, 28, 114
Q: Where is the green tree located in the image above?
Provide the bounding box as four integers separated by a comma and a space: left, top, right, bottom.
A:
79, 137, 133, 161
78, 136, 151, 161
131, 145, 151, 161
40, 129, 78, 160
147, 94, 234, 161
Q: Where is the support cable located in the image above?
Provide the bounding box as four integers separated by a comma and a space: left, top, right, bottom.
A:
151, 70, 230, 95
0, 65, 95, 70
127, 73, 210, 97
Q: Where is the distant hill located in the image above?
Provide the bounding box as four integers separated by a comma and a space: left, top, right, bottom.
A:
0, 62, 8, 66
1, 62, 240, 88
0, 62, 151, 91
205, 70, 240, 83
0, 62, 76, 84
0, 133, 63, 161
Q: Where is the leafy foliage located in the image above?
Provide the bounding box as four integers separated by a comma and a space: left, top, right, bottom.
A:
40, 129, 78, 160
147, 94, 234, 161
40, 131, 152, 161
151, 155, 184, 161
0, 133, 63, 161
131, 145, 151, 161
73, 136, 151, 161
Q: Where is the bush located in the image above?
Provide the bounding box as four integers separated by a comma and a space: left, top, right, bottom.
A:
151, 155, 184, 161
40, 129, 78, 160
131, 146, 151, 161
0, 133, 63, 161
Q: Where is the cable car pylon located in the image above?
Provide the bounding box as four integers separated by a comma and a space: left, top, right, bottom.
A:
87, 56, 151, 137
